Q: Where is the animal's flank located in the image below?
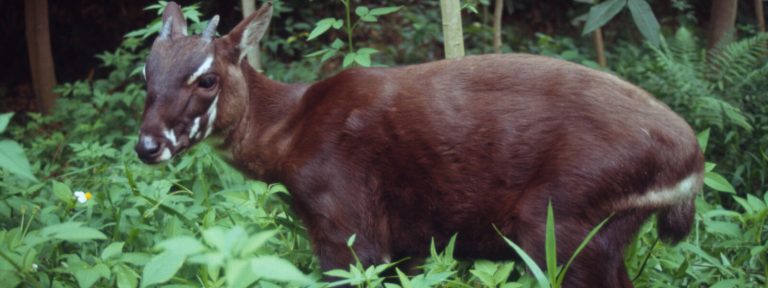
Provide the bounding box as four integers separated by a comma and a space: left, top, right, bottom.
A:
135, 3, 705, 287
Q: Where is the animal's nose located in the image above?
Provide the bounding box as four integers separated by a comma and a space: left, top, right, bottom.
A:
135, 135, 165, 163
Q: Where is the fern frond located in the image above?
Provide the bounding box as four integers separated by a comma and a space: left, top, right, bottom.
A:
708, 33, 768, 94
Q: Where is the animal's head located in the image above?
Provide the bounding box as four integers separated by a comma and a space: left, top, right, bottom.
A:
135, 2, 272, 164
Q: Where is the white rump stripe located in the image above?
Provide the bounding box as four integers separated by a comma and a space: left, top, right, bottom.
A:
187, 55, 214, 85
620, 174, 699, 209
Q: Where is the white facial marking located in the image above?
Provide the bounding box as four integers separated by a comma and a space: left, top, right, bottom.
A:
204, 96, 219, 137
141, 135, 154, 148
189, 117, 201, 139
187, 55, 214, 85
158, 147, 172, 161
619, 173, 699, 209
163, 129, 178, 148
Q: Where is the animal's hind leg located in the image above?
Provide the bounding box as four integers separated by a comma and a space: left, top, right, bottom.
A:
558, 211, 651, 288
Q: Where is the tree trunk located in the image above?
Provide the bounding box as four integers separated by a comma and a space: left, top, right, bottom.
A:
707, 0, 738, 50
440, 0, 465, 59
757, 0, 766, 33
593, 28, 607, 67
493, 0, 504, 54
241, 0, 262, 71
24, 0, 58, 114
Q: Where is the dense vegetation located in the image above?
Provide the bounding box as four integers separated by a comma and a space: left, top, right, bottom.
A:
0, 1, 766, 287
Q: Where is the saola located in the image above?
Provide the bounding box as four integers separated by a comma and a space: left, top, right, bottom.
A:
135, 2, 704, 287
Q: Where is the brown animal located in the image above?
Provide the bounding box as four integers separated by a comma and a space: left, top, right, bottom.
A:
135, 2, 704, 287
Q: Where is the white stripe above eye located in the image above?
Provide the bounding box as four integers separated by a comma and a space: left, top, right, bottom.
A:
187, 55, 214, 85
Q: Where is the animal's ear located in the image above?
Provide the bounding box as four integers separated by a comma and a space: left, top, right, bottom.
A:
158, 2, 188, 40
222, 2, 273, 63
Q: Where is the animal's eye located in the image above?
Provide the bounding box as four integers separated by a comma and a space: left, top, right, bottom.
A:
197, 75, 218, 89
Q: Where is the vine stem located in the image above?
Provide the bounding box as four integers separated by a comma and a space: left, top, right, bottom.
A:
343, 0, 354, 53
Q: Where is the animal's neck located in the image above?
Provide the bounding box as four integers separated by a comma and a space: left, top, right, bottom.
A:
215, 61, 308, 181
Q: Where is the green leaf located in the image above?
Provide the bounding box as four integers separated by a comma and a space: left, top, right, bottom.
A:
101, 242, 125, 260
496, 227, 550, 288
582, 0, 626, 35
347, 233, 357, 247
42, 222, 107, 241
332, 19, 344, 29
0, 140, 38, 181
627, 0, 661, 47
157, 236, 205, 256
343, 53, 356, 68
52, 180, 74, 204
354, 53, 371, 67
356, 48, 378, 55
696, 129, 710, 152
556, 214, 612, 286
370, 6, 402, 16
242, 230, 278, 255
704, 162, 716, 172
704, 172, 736, 193
0, 112, 12, 133
141, 251, 185, 288
545, 201, 557, 283
307, 18, 338, 41
250, 256, 313, 285
114, 264, 139, 288
355, 6, 370, 17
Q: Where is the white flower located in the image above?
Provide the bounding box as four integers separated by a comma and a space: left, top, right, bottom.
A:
73, 191, 92, 203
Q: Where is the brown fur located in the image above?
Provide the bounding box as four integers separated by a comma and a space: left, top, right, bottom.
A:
138, 3, 704, 287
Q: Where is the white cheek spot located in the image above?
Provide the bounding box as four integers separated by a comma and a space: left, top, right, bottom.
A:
163, 129, 178, 148
204, 96, 219, 137
158, 147, 172, 161
189, 117, 201, 139
187, 55, 214, 85
619, 173, 700, 209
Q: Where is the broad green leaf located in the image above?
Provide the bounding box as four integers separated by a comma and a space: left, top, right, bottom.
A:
114, 264, 139, 288
42, 222, 107, 241
343, 53, 356, 68
627, 0, 660, 47
242, 230, 278, 255
70, 262, 110, 288
0, 140, 38, 181
307, 18, 338, 41
52, 181, 74, 204
355, 6, 370, 17
582, 0, 626, 35
0, 112, 12, 133
357, 48, 379, 55
704, 220, 741, 237
157, 236, 205, 256
704, 172, 736, 193
704, 162, 716, 172
354, 53, 371, 67
141, 251, 185, 288
227, 259, 258, 288
250, 256, 313, 285
370, 6, 402, 16
101, 242, 125, 260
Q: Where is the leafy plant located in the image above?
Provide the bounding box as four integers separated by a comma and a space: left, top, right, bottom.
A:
304, 0, 401, 68
579, 0, 661, 47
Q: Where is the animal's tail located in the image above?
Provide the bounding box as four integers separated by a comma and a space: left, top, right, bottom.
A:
655, 174, 702, 244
